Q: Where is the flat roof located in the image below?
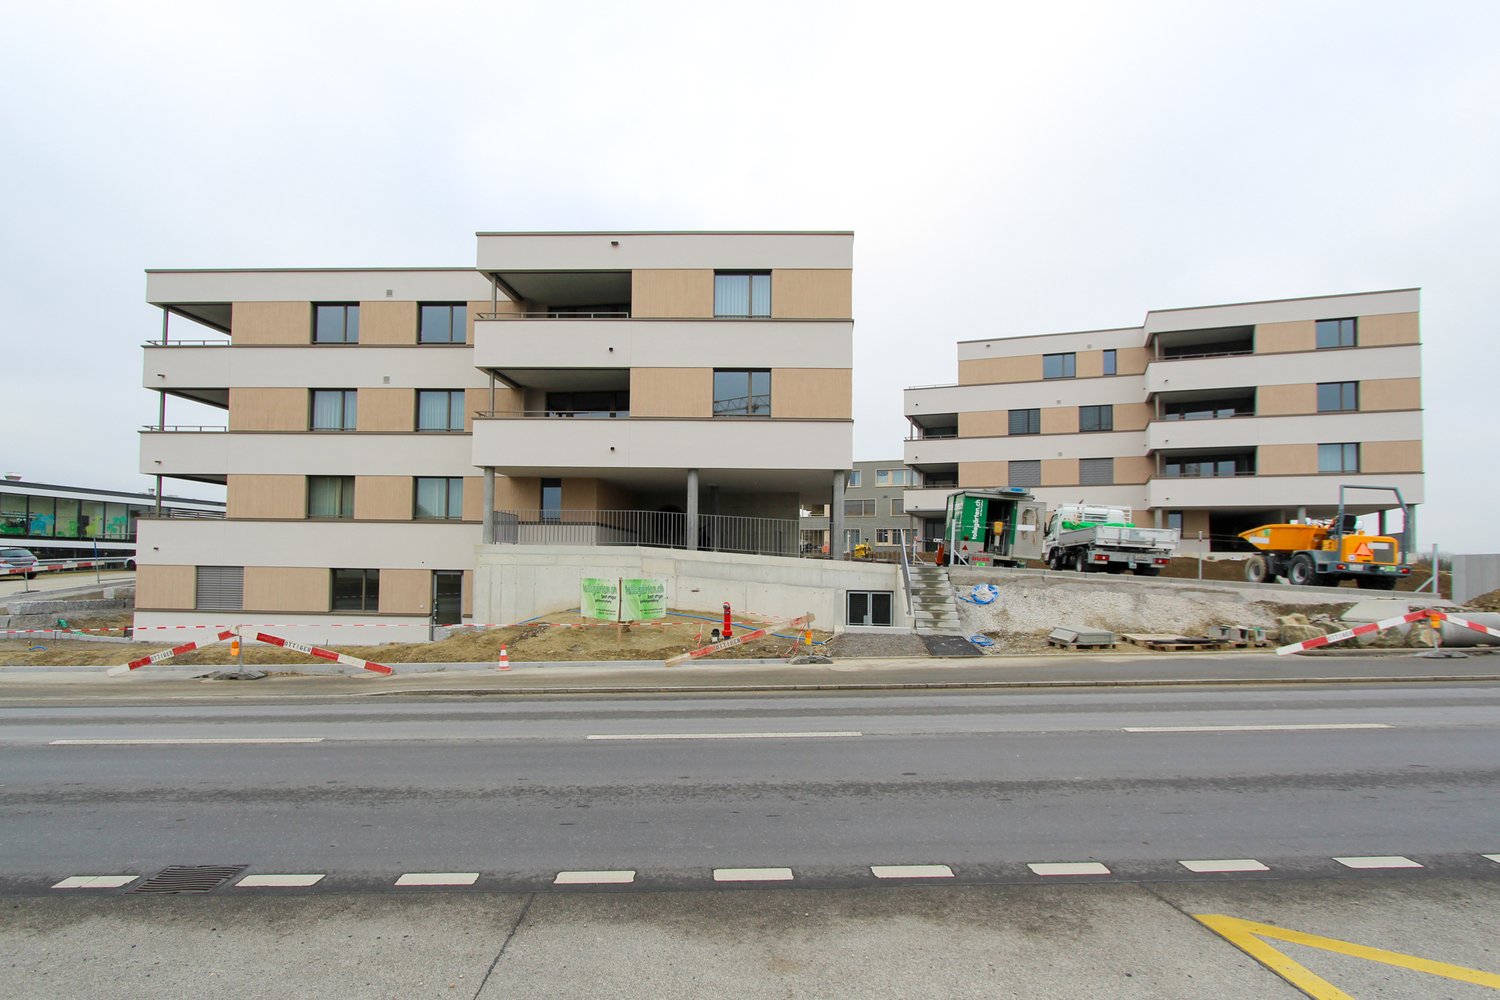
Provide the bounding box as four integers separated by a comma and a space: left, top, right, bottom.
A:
1145, 286, 1420, 316
474, 230, 854, 237
0, 480, 223, 506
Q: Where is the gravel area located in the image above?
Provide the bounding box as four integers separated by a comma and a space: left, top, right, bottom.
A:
954, 576, 1280, 639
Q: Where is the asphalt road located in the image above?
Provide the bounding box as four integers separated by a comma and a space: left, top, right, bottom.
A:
3, 682, 1499, 882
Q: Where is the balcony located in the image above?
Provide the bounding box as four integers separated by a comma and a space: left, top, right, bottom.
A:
472, 317, 851, 376
471, 413, 850, 476
901, 486, 959, 514
143, 342, 231, 408
140, 430, 474, 479
1148, 473, 1425, 511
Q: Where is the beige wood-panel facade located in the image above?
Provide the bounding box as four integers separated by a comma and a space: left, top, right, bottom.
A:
1362, 440, 1423, 473
135, 565, 196, 610
357, 388, 416, 432
631, 368, 712, 417
360, 301, 418, 345
243, 567, 330, 613
632, 269, 713, 318
379, 569, 432, 615
354, 476, 412, 520
771, 269, 852, 319
229, 388, 306, 431
771, 368, 852, 419
231, 302, 311, 345
227, 475, 305, 519
1357, 311, 1419, 347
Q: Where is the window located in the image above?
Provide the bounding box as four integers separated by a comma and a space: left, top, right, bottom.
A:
1008, 459, 1041, 487
713, 370, 771, 416
714, 272, 771, 317
331, 568, 380, 611
311, 389, 357, 431
876, 468, 916, 486
1080, 458, 1114, 485
313, 303, 359, 344
1163, 454, 1255, 478
415, 477, 463, 519
1316, 318, 1357, 350
845, 499, 876, 517
1043, 352, 1076, 379
1319, 443, 1360, 473
1102, 349, 1117, 375
1317, 381, 1358, 413
1008, 408, 1041, 435
545, 390, 629, 417
540, 478, 562, 522
308, 476, 354, 518
195, 566, 243, 611
1166, 511, 1184, 533
846, 470, 862, 488
876, 528, 890, 544
890, 498, 904, 516
1080, 405, 1113, 432
417, 390, 466, 432
847, 591, 893, 626
419, 303, 467, 344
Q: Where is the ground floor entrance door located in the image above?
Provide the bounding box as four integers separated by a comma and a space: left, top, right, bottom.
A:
433, 571, 463, 625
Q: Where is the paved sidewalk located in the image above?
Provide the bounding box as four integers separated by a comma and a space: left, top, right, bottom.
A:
1, 648, 1497, 701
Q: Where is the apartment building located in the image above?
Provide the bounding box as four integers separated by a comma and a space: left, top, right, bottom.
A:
903, 289, 1424, 554
801, 459, 919, 555
136, 231, 863, 636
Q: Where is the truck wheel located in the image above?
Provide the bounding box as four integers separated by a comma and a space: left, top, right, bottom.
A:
1287, 554, 1316, 587
1245, 555, 1269, 584
1073, 550, 1090, 573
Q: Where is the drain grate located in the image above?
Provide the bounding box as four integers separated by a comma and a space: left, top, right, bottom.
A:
132, 864, 248, 894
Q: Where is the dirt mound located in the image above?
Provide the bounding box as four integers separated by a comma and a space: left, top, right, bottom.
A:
1467, 588, 1500, 613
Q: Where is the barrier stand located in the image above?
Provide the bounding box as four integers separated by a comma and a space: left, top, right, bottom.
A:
722, 602, 734, 640
665, 613, 813, 667
1277, 609, 1500, 656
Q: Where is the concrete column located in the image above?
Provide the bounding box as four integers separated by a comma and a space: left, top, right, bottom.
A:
1296, 506, 1307, 523
1378, 509, 1387, 536
482, 467, 495, 544
1405, 504, 1418, 556
686, 469, 699, 551
1152, 508, 1163, 528
831, 471, 847, 559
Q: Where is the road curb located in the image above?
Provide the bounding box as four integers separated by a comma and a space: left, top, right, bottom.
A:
364, 674, 1500, 697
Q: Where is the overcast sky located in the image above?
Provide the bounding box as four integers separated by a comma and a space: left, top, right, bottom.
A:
3, 2, 1495, 548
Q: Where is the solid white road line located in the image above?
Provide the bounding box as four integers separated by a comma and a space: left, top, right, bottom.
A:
394, 872, 479, 886
50, 738, 325, 746
870, 865, 954, 879
585, 731, 862, 741
236, 874, 326, 888
1179, 859, 1270, 873
52, 875, 137, 889
555, 870, 636, 885
1123, 724, 1391, 734
1334, 856, 1423, 870
713, 867, 795, 882
1028, 862, 1112, 876
1484, 855, 1500, 865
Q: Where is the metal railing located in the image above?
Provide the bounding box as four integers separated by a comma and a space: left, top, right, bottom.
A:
491, 509, 807, 558
136, 508, 227, 520
1151, 348, 1255, 362
141, 424, 228, 432
476, 311, 631, 321
143, 339, 226, 347
473, 409, 630, 420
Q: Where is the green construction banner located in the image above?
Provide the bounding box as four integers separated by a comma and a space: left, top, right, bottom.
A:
621, 578, 667, 621
579, 577, 620, 621
962, 495, 987, 543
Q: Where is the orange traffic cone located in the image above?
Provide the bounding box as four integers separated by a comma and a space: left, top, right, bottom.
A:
498, 644, 510, 671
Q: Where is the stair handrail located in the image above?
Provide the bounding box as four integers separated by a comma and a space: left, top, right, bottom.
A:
899, 531, 915, 618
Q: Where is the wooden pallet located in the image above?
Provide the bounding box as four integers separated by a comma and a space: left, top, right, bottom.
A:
1121, 633, 1221, 652
1046, 637, 1117, 650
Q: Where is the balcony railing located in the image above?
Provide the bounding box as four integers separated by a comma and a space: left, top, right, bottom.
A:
476, 311, 631, 320
474, 410, 630, 420
491, 509, 809, 558
141, 424, 229, 432
136, 508, 227, 520
143, 339, 226, 347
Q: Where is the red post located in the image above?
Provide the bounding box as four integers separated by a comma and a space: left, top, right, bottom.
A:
722, 602, 733, 639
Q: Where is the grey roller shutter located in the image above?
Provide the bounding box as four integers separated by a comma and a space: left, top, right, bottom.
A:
195, 566, 244, 610
1080, 458, 1115, 486
1008, 460, 1041, 488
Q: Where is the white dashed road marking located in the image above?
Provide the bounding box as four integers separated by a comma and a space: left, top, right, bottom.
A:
50, 738, 325, 746
870, 865, 953, 879
713, 867, 795, 882
1178, 859, 1270, 873
1122, 724, 1391, 734
555, 870, 636, 885
236, 874, 326, 888
52, 875, 138, 889
585, 731, 861, 741
1334, 856, 1423, 869
395, 872, 479, 886
1028, 862, 1111, 876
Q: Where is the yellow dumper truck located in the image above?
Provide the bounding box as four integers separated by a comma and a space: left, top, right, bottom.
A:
1239, 485, 1413, 589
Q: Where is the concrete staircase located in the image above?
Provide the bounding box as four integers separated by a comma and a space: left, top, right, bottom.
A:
907, 563, 963, 635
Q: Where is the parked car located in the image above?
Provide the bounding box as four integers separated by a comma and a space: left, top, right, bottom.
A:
0, 547, 39, 579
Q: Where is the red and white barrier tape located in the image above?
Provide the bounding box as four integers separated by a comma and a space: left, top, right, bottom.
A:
1276, 609, 1499, 655
251, 631, 393, 676
107, 630, 236, 675
664, 614, 813, 667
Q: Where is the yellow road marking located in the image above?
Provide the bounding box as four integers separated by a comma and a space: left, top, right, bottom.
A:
1194, 914, 1500, 997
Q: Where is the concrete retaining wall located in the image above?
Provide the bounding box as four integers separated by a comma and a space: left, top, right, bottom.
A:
474, 545, 906, 631
1453, 554, 1500, 605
